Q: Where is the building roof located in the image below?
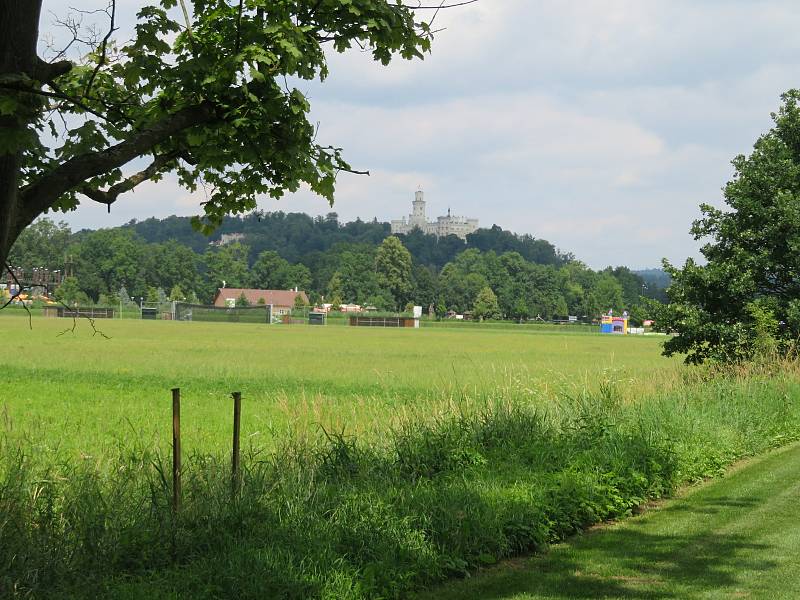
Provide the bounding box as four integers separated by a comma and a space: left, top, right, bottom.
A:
213, 288, 309, 307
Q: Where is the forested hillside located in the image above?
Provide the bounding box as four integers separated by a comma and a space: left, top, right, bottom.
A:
8, 213, 667, 321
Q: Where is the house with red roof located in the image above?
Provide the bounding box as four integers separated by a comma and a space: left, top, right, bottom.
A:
213, 288, 309, 316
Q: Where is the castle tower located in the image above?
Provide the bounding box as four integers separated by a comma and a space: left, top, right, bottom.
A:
411, 190, 426, 222
411, 189, 426, 225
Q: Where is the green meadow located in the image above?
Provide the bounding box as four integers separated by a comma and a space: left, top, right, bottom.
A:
3, 313, 800, 599
1, 314, 676, 457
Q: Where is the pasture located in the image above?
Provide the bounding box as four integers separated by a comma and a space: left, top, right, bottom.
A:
3, 313, 800, 599
1, 314, 676, 456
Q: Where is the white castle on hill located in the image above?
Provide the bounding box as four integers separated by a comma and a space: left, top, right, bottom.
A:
390, 189, 478, 240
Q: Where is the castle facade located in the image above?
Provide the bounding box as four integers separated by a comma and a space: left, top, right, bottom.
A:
390, 190, 478, 240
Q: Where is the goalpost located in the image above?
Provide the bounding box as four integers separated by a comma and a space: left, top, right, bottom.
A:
174, 302, 273, 324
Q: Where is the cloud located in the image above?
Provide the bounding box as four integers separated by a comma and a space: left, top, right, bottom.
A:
40, 0, 800, 269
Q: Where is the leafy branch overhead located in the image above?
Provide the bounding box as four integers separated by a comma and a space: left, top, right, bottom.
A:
0, 0, 464, 268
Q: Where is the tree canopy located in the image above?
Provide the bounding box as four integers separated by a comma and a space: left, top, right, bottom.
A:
656, 90, 800, 364
0, 0, 444, 270
8, 212, 664, 322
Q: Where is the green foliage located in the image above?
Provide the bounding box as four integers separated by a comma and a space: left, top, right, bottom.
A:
293, 294, 307, 310
473, 286, 501, 321
145, 286, 160, 304
250, 250, 311, 291
54, 276, 88, 306
9, 215, 666, 322
375, 236, 412, 310
169, 285, 185, 302
6, 0, 435, 252
435, 296, 447, 318
237, 292, 250, 307
411, 264, 437, 309
421, 444, 800, 600
658, 90, 800, 364
203, 242, 250, 296
3, 364, 800, 598
7, 218, 72, 270
117, 286, 135, 308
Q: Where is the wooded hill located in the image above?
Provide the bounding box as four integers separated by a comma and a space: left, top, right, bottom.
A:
8, 212, 669, 319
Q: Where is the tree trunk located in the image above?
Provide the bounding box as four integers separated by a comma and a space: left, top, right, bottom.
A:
0, 0, 45, 269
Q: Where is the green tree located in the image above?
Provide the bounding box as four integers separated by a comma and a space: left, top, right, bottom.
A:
592, 273, 624, 316
439, 262, 489, 313
365, 291, 394, 311
375, 236, 412, 309
250, 251, 289, 289
327, 271, 344, 303
435, 296, 447, 319
54, 276, 87, 306
142, 240, 200, 299
169, 285, 185, 302
73, 228, 146, 300
146, 287, 160, 305
203, 242, 250, 294
7, 218, 72, 271
293, 294, 307, 311
338, 247, 381, 304
117, 286, 135, 310
509, 298, 530, 322
411, 264, 437, 309
605, 266, 647, 309
286, 264, 312, 293
0, 1, 438, 270
657, 91, 800, 364
473, 286, 501, 321
237, 292, 250, 307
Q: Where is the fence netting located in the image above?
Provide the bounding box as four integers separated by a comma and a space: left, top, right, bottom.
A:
174, 302, 272, 324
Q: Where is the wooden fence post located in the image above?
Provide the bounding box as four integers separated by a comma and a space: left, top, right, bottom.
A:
171, 387, 181, 513
231, 391, 242, 497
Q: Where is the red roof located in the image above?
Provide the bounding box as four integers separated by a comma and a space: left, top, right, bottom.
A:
213, 288, 309, 308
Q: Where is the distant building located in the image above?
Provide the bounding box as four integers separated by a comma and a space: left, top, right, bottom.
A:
209, 232, 245, 246
390, 189, 478, 240
213, 288, 309, 316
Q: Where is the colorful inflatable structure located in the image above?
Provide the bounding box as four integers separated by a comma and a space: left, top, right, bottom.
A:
600, 312, 628, 335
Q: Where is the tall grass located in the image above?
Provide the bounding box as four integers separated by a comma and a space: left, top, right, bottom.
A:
2, 362, 800, 599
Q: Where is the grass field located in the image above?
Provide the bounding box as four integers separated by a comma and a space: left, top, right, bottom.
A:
2, 313, 800, 599
416, 442, 800, 599
1, 314, 678, 457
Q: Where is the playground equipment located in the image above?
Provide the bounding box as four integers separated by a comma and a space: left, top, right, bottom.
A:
600, 312, 628, 335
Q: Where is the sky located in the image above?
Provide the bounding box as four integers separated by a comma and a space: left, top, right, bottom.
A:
40, 0, 800, 269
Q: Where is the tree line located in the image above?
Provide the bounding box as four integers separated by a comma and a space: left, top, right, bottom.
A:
8, 214, 666, 321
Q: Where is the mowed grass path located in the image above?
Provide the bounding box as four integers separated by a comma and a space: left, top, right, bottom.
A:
1, 315, 677, 456
417, 442, 800, 600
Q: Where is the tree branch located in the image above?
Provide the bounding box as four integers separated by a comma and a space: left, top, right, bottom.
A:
1, 263, 32, 329
0, 80, 116, 123
33, 57, 72, 83
401, 0, 479, 8
55, 299, 111, 339
78, 151, 179, 211
18, 101, 216, 234
235, 0, 244, 53
84, 0, 117, 98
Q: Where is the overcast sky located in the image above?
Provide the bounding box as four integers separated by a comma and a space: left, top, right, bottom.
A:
41, 0, 800, 269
